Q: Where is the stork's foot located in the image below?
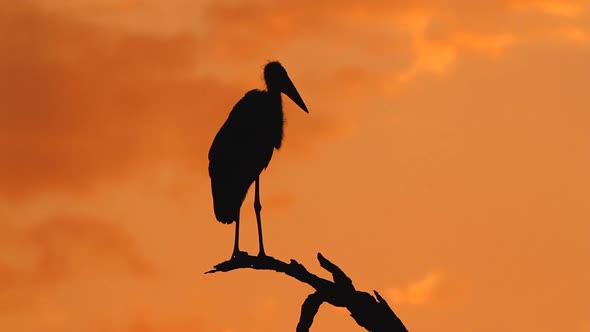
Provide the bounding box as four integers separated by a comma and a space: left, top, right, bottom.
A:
231, 250, 248, 260
257, 250, 267, 258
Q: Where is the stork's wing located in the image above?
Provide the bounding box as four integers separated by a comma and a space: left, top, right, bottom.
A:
209, 90, 262, 162
208, 90, 270, 223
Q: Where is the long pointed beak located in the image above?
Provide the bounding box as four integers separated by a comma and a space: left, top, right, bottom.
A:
282, 76, 309, 113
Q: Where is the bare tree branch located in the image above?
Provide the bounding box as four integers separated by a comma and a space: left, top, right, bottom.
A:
206, 253, 409, 332
296, 292, 324, 332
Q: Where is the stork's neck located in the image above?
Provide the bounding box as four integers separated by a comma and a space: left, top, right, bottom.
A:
267, 89, 282, 108
263, 89, 284, 149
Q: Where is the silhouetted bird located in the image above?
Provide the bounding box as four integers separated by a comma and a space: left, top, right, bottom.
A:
208, 61, 309, 259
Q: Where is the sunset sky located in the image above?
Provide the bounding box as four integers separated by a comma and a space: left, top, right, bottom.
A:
1, 0, 590, 331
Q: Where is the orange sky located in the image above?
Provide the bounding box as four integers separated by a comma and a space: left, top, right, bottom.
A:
1, 1, 589, 331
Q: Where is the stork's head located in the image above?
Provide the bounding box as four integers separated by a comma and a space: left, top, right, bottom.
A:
264, 61, 309, 113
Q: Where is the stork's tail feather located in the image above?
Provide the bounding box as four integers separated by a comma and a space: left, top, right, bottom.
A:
210, 176, 248, 225
213, 205, 237, 224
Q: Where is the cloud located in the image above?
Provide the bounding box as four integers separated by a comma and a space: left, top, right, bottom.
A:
126, 316, 222, 332
0, 2, 354, 200
3, 0, 586, 200
0, 3, 245, 199
387, 271, 444, 305
0, 216, 152, 293
558, 25, 589, 44
512, 0, 585, 17
197, 0, 588, 85
0, 215, 154, 324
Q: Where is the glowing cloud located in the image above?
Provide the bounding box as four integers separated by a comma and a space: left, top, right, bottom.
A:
387, 271, 444, 305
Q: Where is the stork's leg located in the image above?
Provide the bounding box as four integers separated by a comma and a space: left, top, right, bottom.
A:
255, 176, 267, 257
231, 214, 247, 259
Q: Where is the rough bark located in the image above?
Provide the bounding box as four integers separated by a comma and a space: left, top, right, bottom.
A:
206, 253, 409, 332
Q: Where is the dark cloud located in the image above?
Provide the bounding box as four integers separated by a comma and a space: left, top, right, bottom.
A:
0, 3, 244, 199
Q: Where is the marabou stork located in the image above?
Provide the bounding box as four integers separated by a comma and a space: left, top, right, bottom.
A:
208, 61, 309, 259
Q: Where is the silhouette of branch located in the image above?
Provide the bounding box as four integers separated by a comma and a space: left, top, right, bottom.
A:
206, 253, 408, 332
296, 292, 323, 332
